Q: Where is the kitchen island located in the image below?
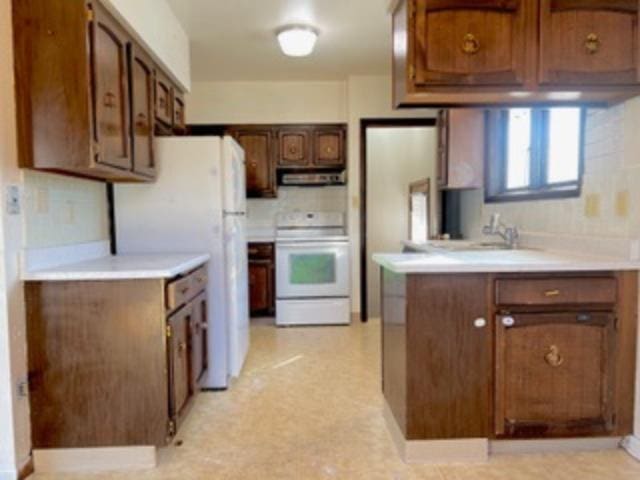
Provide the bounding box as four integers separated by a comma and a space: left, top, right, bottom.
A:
374, 249, 639, 463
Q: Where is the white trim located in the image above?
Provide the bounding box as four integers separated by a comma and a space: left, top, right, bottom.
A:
383, 400, 488, 464
622, 435, 640, 461
491, 437, 622, 455
33, 447, 156, 474
21, 240, 110, 275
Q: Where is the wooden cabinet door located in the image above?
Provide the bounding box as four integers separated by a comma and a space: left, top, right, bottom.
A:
495, 312, 616, 438
539, 0, 640, 86
173, 91, 186, 134
129, 44, 156, 178
407, 275, 491, 439
313, 127, 345, 168
155, 72, 173, 128
436, 110, 449, 187
190, 292, 208, 388
412, 0, 534, 87
230, 128, 276, 198
249, 261, 273, 315
168, 306, 193, 420
278, 128, 311, 167
91, 3, 132, 171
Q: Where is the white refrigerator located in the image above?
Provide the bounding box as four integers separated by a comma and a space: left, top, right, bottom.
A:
115, 136, 250, 389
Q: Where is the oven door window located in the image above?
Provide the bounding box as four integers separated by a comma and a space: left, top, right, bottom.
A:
289, 253, 336, 285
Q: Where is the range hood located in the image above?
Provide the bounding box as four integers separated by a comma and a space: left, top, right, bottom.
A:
278, 171, 346, 187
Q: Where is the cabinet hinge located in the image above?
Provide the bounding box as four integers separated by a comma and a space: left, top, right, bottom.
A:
86, 6, 94, 22
166, 324, 172, 338
408, 64, 416, 81
167, 420, 176, 437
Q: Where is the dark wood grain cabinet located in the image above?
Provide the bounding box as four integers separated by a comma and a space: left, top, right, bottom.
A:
392, 0, 640, 107
228, 127, 277, 198
313, 127, 346, 168
436, 109, 484, 190
248, 243, 275, 316
381, 270, 638, 442
12, 0, 185, 182
278, 128, 311, 167
25, 265, 209, 448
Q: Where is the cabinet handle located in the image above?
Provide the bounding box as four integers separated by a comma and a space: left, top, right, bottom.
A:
544, 289, 561, 297
585, 33, 600, 55
178, 342, 187, 352
288, 146, 297, 155
103, 92, 117, 108
544, 345, 564, 368
250, 162, 257, 169
473, 318, 487, 329
461, 33, 480, 55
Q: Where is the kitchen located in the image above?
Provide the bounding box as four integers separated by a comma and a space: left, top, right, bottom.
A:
2, 1, 640, 479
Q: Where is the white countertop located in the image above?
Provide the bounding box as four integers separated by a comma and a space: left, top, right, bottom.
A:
373, 248, 640, 274
23, 253, 211, 281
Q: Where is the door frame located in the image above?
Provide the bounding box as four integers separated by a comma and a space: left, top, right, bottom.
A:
359, 118, 437, 322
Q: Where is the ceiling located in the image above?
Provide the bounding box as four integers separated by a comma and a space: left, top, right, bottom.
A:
166, 0, 392, 82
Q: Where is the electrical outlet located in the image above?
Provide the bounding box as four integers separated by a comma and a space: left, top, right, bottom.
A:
6, 185, 20, 215
616, 190, 630, 218
584, 194, 600, 218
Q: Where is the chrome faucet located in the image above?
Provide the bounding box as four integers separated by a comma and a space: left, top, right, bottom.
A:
482, 213, 520, 249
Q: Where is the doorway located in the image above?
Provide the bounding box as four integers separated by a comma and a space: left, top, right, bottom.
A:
360, 119, 437, 321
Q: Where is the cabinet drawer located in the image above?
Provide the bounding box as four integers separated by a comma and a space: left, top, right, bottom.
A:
167, 266, 208, 310
495, 277, 617, 306
248, 243, 274, 260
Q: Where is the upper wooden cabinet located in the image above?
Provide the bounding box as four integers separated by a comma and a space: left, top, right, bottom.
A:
392, 0, 640, 106
129, 44, 156, 179
12, 0, 185, 182
155, 71, 174, 130
539, 0, 640, 86
278, 128, 311, 167
412, 0, 534, 88
313, 127, 346, 168
437, 109, 485, 190
228, 127, 277, 198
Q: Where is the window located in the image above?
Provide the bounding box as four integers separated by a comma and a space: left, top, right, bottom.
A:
485, 108, 585, 203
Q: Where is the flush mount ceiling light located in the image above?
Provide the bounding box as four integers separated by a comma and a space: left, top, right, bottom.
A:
277, 26, 319, 57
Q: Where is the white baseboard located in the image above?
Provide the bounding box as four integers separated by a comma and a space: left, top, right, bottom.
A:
34, 447, 156, 474
383, 400, 488, 464
622, 435, 640, 461
492, 437, 622, 455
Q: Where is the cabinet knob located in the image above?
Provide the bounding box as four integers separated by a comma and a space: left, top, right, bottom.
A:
585, 33, 600, 55
461, 33, 480, 55
473, 318, 487, 329
544, 345, 564, 368
178, 342, 187, 352
135, 113, 147, 129
502, 316, 515, 327
103, 92, 117, 108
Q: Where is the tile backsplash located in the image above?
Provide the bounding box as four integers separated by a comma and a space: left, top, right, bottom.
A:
247, 186, 348, 229
23, 171, 109, 249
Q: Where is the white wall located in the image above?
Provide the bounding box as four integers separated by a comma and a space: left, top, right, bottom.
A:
366, 127, 437, 318
187, 76, 436, 314
101, 0, 191, 91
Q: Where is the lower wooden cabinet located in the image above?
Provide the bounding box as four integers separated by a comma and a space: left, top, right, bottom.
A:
25, 264, 209, 448
248, 242, 275, 316
381, 270, 638, 442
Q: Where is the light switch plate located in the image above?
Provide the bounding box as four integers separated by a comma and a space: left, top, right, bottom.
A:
6, 185, 20, 215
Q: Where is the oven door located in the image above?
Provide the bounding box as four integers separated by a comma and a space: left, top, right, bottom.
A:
276, 241, 350, 299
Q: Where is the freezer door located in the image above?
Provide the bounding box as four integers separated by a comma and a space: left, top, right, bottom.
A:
224, 213, 250, 377
223, 136, 247, 214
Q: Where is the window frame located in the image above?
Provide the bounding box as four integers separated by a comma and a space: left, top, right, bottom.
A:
485, 108, 586, 204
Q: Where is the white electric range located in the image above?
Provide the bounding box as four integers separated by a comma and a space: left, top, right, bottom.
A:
275, 212, 351, 326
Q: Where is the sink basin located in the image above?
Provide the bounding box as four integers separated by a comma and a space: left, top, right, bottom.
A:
405, 240, 529, 254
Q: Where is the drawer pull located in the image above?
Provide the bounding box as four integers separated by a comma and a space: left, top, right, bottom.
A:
181, 286, 190, 295
544, 289, 561, 297
103, 92, 116, 108
178, 342, 187, 353
585, 33, 600, 55
544, 345, 564, 368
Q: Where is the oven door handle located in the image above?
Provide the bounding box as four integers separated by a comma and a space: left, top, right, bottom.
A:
276, 241, 349, 249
